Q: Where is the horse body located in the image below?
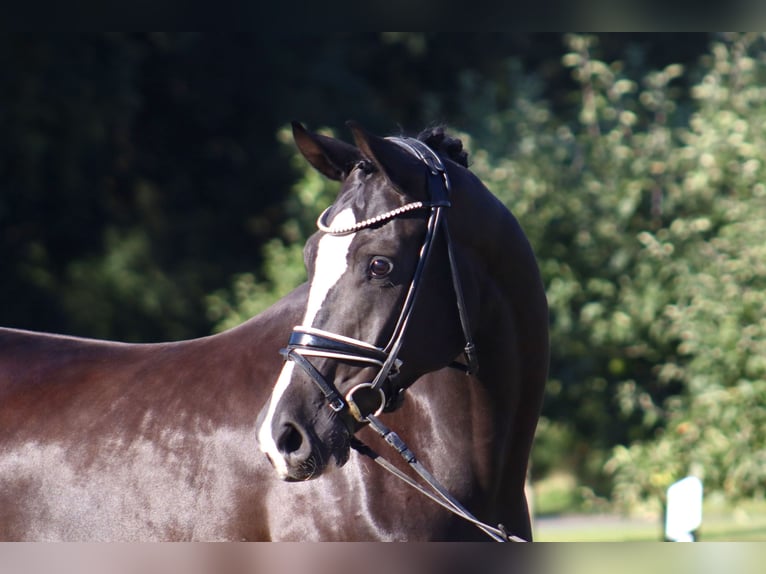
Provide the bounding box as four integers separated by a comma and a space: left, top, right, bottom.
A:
0, 284, 306, 541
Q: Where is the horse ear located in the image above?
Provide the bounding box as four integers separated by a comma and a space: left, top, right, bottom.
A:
291, 121, 362, 181
347, 121, 427, 200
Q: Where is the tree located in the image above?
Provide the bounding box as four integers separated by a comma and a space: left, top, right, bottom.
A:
206, 126, 339, 331
470, 33, 766, 507
2, 33, 712, 342
607, 33, 766, 508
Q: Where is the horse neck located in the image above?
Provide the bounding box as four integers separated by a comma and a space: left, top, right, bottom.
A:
448, 168, 548, 533
448, 168, 548, 366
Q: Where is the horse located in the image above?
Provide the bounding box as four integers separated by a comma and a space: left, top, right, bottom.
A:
0, 122, 547, 542
256, 122, 549, 541
0, 283, 307, 540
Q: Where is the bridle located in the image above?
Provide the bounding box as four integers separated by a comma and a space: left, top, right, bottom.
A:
279, 137, 525, 542
281, 136, 478, 422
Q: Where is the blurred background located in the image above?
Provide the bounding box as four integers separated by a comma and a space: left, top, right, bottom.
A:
2, 33, 765, 540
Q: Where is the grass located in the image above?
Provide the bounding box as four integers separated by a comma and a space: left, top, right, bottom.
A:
531, 475, 766, 542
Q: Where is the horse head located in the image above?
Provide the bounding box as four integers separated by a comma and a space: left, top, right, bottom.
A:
256, 122, 480, 481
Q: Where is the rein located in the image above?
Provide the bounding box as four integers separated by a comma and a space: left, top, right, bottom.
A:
350, 416, 526, 542
281, 136, 524, 542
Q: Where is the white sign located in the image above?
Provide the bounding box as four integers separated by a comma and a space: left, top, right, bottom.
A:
665, 476, 703, 541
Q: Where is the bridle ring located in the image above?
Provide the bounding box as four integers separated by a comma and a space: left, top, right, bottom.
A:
345, 383, 386, 422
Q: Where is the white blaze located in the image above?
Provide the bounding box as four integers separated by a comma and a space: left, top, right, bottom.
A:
257, 208, 357, 477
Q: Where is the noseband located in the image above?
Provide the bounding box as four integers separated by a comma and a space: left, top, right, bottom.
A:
280, 136, 478, 423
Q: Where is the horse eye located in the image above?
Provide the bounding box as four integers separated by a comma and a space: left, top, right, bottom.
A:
369, 257, 393, 278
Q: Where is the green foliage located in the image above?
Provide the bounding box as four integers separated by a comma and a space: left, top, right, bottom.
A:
459, 35, 693, 493
463, 33, 766, 507
604, 34, 766, 507
0, 34, 299, 340
62, 227, 191, 341
2, 34, 712, 342
206, 127, 340, 332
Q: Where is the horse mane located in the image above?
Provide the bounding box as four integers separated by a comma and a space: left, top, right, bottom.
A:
416, 126, 469, 168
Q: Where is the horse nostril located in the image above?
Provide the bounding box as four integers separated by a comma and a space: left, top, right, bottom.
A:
277, 422, 304, 455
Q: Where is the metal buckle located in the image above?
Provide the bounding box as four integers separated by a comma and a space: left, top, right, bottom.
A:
328, 396, 346, 413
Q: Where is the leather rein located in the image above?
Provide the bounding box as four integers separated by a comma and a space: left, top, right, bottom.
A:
280, 137, 525, 542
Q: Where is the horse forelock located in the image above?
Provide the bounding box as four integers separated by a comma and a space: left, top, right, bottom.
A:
343, 127, 470, 203
416, 126, 469, 168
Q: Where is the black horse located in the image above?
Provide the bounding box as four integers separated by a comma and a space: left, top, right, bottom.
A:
257, 122, 548, 541
0, 122, 547, 541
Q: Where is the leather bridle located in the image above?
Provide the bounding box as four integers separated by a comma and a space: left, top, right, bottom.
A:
277, 136, 526, 542
280, 136, 479, 424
